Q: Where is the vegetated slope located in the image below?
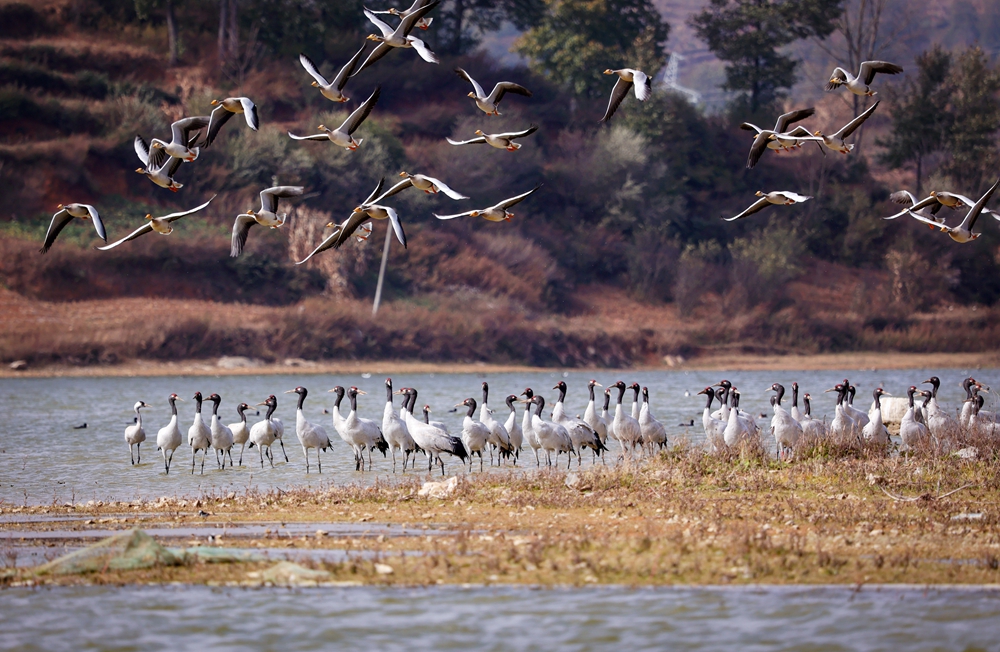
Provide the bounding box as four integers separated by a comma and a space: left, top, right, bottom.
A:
0, 0, 997, 367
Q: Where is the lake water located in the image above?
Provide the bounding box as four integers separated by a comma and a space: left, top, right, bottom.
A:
0, 367, 993, 505
1, 584, 999, 651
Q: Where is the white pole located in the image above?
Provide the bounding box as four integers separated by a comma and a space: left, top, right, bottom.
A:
372, 226, 392, 316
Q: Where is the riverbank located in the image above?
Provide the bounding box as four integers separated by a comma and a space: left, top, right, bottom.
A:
2, 351, 997, 379
3, 454, 998, 587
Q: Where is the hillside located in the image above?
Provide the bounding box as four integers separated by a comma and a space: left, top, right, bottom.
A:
0, 0, 998, 369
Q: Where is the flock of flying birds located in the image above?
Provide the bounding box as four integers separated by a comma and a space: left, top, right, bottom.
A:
38, 9, 999, 257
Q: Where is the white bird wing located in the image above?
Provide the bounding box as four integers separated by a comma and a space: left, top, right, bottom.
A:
341, 86, 381, 135
240, 98, 259, 130
352, 43, 393, 77
330, 211, 370, 249
333, 44, 367, 90
601, 76, 633, 122
260, 186, 304, 213
433, 209, 478, 220
288, 131, 330, 141
40, 208, 73, 253
171, 115, 210, 145
421, 175, 468, 200
455, 68, 486, 99
373, 178, 412, 203
746, 130, 773, 169
724, 197, 772, 222
408, 37, 438, 64
96, 223, 155, 250
363, 178, 386, 205
446, 135, 487, 146
495, 184, 541, 210
777, 191, 812, 203
299, 52, 330, 86
826, 66, 850, 90
962, 177, 1000, 232
397, 0, 437, 36
86, 205, 107, 242
134, 135, 150, 165
739, 122, 764, 134
938, 192, 995, 215
632, 70, 651, 101
489, 81, 532, 105
382, 205, 407, 247
363, 8, 395, 38
296, 225, 342, 265
231, 214, 258, 257
204, 105, 235, 147
889, 190, 919, 206
160, 195, 216, 222
907, 210, 950, 231
833, 100, 880, 139
773, 107, 814, 132
495, 124, 538, 140
860, 60, 903, 84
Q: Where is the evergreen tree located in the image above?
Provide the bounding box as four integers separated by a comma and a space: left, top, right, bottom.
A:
433, 0, 545, 55
877, 46, 953, 197
945, 46, 1000, 193
690, 0, 842, 116
514, 0, 669, 99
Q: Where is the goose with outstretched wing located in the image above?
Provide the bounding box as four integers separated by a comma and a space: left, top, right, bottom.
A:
434, 185, 541, 222
98, 196, 216, 250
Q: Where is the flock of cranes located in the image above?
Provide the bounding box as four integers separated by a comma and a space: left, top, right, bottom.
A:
121, 374, 995, 475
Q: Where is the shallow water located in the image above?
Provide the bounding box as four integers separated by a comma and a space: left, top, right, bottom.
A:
0, 367, 993, 504
2, 584, 999, 651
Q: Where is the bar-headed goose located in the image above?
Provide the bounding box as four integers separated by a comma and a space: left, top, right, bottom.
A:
299, 46, 365, 104
601, 68, 651, 122
151, 115, 209, 162
883, 189, 996, 223
352, 3, 440, 76
41, 203, 106, 253
98, 196, 215, 250
455, 68, 532, 116
288, 86, 380, 151
203, 97, 258, 147
906, 178, 1000, 243
371, 0, 434, 30
826, 61, 903, 96
330, 178, 408, 249
741, 107, 816, 168
447, 125, 537, 151
434, 184, 540, 221
134, 135, 184, 191
724, 191, 812, 222
230, 185, 305, 257
807, 100, 880, 154
375, 171, 469, 202
294, 217, 373, 265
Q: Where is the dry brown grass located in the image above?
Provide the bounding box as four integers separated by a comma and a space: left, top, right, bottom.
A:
4, 451, 1000, 587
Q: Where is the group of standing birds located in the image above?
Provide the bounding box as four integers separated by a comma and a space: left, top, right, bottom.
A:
728, 59, 1000, 241
122, 378, 699, 476
694, 375, 995, 460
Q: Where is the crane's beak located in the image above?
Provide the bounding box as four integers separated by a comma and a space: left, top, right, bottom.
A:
356, 390, 368, 395
393, 389, 406, 395
552, 384, 560, 390
283, 389, 296, 394
453, 402, 466, 407
255, 401, 267, 406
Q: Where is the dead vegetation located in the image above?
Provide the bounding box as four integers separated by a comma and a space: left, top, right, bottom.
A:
4, 449, 1000, 587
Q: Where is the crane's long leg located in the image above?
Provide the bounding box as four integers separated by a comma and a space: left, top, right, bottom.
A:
279, 439, 288, 462
227, 449, 233, 468
317, 448, 322, 474
200, 449, 206, 474
191, 447, 196, 474
267, 446, 274, 468
238, 443, 246, 466
259, 444, 265, 468
302, 446, 310, 473
162, 449, 168, 474
137, 443, 141, 464
167, 448, 174, 473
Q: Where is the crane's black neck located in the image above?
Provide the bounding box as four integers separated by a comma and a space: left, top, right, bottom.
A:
385, 381, 393, 405
265, 401, 276, 420
615, 384, 625, 404
408, 389, 418, 414
588, 383, 596, 402
423, 405, 430, 423
168, 396, 177, 417
791, 383, 798, 408
803, 395, 812, 417
642, 387, 649, 404
465, 398, 477, 418
194, 395, 203, 413
209, 397, 220, 416
928, 377, 940, 398
534, 396, 545, 416
603, 390, 611, 412
773, 384, 785, 405
297, 389, 307, 411
333, 388, 345, 409
506, 395, 516, 412
482, 383, 489, 406
348, 390, 358, 413
907, 387, 916, 409
703, 390, 713, 410
631, 385, 640, 402
847, 386, 856, 405
872, 389, 882, 411
237, 404, 247, 422
556, 383, 566, 403
963, 378, 975, 400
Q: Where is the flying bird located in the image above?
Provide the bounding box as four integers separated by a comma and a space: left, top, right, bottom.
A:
352, 2, 440, 77
905, 178, 1000, 243
434, 185, 541, 221
447, 125, 538, 151
203, 97, 259, 147
97, 196, 216, 250
288, 86, 380, 151
826, 61, 903, 96
150, 115, 210, 162
370, 0, 435, 30
230, 186, 305, 257
724, 191, 812, 222
454, 68, 532, 116
807, 100, 881, 154
741, 107, 817, 168
601, 68, 651, 122
134, 135, 184, 192
374, 171, 468, 202
883, 189, 996, 223
40, 203, 106, 253
299, 46, 365, 104
295, 217, 373, 266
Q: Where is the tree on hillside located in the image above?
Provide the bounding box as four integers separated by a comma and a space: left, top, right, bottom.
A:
877, 46, 953, 196
134, 0, 181, 65
944, 46, 1000, 194
514, 0, 669, 99
433, 0, 545, 55
690, 0, 843, 116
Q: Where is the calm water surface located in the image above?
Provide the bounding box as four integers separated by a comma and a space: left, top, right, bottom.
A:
0, 367, 994, 504
2, 584, 999, 651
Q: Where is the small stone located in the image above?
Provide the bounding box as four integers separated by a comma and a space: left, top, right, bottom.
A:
374, 563, 394, 575
9, 360, 27, 371
418, 476, 459, 499
216, 356, 262, 369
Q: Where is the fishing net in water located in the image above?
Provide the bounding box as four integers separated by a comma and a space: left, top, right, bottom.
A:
33, 529, 181, 576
